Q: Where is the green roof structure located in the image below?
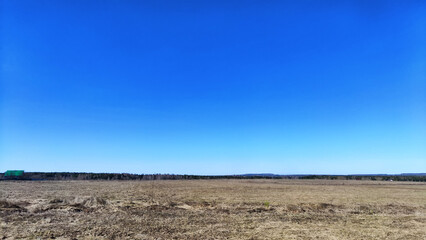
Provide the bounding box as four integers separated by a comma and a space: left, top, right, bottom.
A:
4, 170, 24, 177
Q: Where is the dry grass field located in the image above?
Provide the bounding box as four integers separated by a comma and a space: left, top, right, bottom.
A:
0, 179, 425, 239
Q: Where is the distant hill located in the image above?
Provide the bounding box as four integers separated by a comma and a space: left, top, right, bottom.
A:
401, 173, 426, 176
241, 173, 283, 178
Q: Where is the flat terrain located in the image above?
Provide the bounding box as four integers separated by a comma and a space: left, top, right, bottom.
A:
1, 180, 425, 239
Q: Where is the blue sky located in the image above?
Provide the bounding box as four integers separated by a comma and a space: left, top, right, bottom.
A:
1, 0, 425, 174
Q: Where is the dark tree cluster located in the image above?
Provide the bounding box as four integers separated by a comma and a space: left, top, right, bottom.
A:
300, 175, 426, 182
0, 172, 425, 182
0, 172, 283, 181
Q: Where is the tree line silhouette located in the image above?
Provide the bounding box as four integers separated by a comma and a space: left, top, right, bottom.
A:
0, 172, 425, 181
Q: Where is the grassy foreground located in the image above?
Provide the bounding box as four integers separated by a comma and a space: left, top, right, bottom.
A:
1, 179, 425, 239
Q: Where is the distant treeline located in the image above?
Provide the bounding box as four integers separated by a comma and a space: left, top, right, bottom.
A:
0, 172, 284, 181
0, 172, 425, 182
299, 175, 426, 182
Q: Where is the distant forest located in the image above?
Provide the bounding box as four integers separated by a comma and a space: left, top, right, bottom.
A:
1, 172, 425, 182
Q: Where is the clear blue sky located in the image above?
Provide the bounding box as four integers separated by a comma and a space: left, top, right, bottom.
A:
1, 0, 425, 175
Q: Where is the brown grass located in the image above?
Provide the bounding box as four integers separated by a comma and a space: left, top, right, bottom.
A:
0, 179, 425, 239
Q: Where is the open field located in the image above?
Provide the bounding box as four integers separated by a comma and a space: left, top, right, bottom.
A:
1, 180, 425, 239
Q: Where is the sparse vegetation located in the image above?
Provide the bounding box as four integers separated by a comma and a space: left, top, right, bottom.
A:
1, 180, 425, 239
263, 201, 270, 208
